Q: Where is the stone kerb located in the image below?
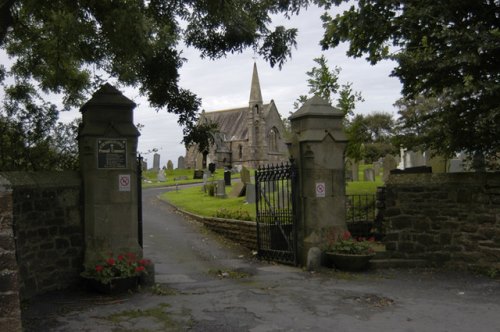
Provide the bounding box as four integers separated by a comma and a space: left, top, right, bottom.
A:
383, 172, 500, 273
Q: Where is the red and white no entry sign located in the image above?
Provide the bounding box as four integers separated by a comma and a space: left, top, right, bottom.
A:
315, 182, 326, 197
118, 174, 131, 191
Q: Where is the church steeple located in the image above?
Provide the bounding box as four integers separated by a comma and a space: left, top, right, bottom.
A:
249, 62, 263, 105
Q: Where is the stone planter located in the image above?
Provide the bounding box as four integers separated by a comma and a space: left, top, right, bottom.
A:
324, 252, 375, 271
83, 276, 139, 294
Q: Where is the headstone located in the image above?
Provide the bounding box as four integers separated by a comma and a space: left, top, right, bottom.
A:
193, 170, 204, 179
241, 166, 251, 184
195, 153, 203, 170
429, 154, 447, 173
398, 146, 407, 169
449, 158, 464, 173
363, 168, 375, 182
245, 183, 256, 203
352, 162, 359, 181
345, 159, 353, 182
382, 155, 398, 181
373, 162, 381, 177
405, 150, 415, 168
152, 153, 160, 171
306, 247, 322, 271
157, 169, 166, 182
208, 162, 216, 174
177, 156, 185, 169
229, 182, 246, 198
224, 170, 231, 186
215, 179, 226, 198
167, 160, 174, 171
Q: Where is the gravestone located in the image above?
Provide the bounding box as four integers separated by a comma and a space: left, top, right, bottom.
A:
215, 180, 226, 198
224, 170, 231, 186
449, 158, 464, 173
193, 170, 204, 179
429, 154, 447, 173
382, 155, 398, 181
373, 162, 381, 177
351, 162, 359, 181
241, 166, 251, 184
177, 156, 185, 169
245, 183, 256, 203
157, 169, 166, 182
363, 168, 375, 181
167, 160, 174, 171
229, 182, 246, 198
153, 153, 160, 171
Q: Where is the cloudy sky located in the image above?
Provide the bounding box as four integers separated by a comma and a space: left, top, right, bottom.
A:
3, 5, 403, 169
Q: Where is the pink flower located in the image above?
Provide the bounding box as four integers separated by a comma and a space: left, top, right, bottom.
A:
342, 231, 351, 240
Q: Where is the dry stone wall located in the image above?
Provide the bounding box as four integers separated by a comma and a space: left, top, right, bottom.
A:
383, 172, 500, 273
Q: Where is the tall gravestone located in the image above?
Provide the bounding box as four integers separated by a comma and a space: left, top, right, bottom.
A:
78, 83, 142, 265
288, 96, 348, 265
177, 156, 185, 169
152, 153, 160, 171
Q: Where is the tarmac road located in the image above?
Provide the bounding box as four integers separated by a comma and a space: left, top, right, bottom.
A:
22, 186, 500, 332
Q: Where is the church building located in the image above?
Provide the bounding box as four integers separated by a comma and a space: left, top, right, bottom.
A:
185, 63, 289, 169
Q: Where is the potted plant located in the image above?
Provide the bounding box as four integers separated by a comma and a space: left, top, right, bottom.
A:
324, 230, 376, 271
81, 252, 151, 294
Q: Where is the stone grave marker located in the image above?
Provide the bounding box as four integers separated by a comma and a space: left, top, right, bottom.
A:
245, 183, 256, 203
193, 170, 204, 179
157, 169, 166, 182
382, 155, 397, 181
215, 180, 226, 198
152, 153, 160, 171
177, 156, 185, 169
449, 158, 464, 173
229, 182, 246, 198
167, 160, 174, 171
363, 168, 375, 181
352, 162, 359, 181
241, 166, 251, 184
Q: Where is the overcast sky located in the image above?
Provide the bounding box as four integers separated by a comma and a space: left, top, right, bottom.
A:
2, 5, 403, 168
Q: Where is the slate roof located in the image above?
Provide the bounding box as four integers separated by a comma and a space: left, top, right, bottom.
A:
202, 103, 272, 142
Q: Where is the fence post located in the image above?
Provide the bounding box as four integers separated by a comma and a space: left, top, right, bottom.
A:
288, 96, 348, 266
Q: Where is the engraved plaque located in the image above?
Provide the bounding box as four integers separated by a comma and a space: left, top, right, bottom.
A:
97, 139, 127, 169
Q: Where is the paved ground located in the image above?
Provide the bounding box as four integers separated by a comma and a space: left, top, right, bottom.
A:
22, 187, 500, 331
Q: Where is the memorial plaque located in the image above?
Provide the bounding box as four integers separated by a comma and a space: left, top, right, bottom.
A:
97, 139, 127, 169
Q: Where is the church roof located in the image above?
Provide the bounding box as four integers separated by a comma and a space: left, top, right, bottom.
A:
202, 103, 272, 141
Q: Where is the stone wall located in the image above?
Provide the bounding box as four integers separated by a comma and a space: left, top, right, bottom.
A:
0, 185, 23, 331
383, 172, 500, 273
174, 208, 257, 250
0, 172, 83, 300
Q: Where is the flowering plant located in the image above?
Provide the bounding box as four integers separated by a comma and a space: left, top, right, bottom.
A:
82, 252, 151, 284
324, 230, 376, 255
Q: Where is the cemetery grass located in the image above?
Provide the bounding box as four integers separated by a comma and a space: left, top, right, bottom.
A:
160, 179, 382, 220
142, 169, 238, 189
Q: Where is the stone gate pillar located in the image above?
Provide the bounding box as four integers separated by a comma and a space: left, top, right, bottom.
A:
78, 83, 141, 264
288, 96, 348, 265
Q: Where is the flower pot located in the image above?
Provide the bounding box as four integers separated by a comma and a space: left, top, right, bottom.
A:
324, 252, 375, 271
83, 276, 139, 294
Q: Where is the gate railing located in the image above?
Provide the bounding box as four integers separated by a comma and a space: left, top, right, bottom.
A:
255, 162, 297, 265
345, 194, 376, 223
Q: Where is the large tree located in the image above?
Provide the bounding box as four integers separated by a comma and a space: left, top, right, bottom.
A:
0, 0, 313, 170
320, 0, 500, 158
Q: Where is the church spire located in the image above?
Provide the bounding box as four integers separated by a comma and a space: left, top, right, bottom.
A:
249, 62, 263, 105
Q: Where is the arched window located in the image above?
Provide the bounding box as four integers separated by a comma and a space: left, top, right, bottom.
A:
238, 145, 243, 160
268, 127, 279, 152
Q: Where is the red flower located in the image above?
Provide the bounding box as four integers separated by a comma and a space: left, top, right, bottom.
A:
342, 231, 351, 240
135, 266, 145, 272
368, 237, 375, 242
117, 255, 124, 261
95, 265, 104, 273
139, 259, 150, 266
106, 258, 115, 266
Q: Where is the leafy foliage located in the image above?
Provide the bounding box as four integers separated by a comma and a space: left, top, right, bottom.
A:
320, 0, 500, 157
82, 252, 151, 285
0, 0, 313, 161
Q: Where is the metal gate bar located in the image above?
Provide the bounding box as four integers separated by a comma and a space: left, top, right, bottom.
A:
255, 162, 297, 265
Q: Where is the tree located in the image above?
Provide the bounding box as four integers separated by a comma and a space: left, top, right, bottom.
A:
294, 54, 364, 161
0, 0, 313, 170
320, 0, 500, 158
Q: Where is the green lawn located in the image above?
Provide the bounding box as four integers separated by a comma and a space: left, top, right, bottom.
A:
142, 168, 238, 188
160, 166, 384, 220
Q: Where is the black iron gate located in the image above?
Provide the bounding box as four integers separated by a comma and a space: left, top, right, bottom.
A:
255, 162, 298, 265
137, 154, 143, 248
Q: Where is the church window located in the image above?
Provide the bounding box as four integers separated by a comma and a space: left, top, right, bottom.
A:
254, 104, 259, 114
238, 145, 243, 160
268, 127, 279, 152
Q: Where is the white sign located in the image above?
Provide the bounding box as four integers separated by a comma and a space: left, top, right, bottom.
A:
118, 174, 131, 192
315, 182, 326, 198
